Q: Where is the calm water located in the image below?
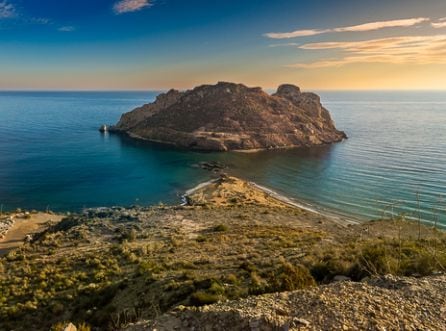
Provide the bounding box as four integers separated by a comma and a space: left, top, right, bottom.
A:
0, 91, 445, 224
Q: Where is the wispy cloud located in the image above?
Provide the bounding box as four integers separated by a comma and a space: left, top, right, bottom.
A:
432, 18, 446, 29
0, 1, 15, 19
0, 2, 50, 24
268, 42, 300, 48
113, 0, 152, 14
266, 29, 328, 39
29, 17, 50, 25
265, 17, 429, 39
290, 35, 446, 68
58, 26, 76, 32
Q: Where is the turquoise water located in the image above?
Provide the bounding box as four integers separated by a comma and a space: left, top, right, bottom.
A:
0, 91, 445, 224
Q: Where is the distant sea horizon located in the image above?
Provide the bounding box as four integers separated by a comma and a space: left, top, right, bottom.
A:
1, 90, 445, 225
2, 89, 446, 92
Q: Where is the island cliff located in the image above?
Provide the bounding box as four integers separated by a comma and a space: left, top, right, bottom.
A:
111, 82, 347, 151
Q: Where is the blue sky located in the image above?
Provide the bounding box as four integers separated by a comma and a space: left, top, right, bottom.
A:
1, 0, 446, 90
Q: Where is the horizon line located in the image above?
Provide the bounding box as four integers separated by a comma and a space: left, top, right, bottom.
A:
1, 88, 446, 93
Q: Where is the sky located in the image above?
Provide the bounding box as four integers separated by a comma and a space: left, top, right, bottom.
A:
0, 0, 446, 90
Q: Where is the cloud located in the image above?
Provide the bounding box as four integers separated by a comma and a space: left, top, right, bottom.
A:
268, 42, 300, 48
113, 0, 151, 14
432, 18, 446, 28
289, 35, 446, 68
265, 29, 329, 39
0, 2, 48, 24
30, 17, 50, 25
332, 17, 429, 32
58, 26, 76, 32
0, 1, 15, 18
265, 17, 429, 39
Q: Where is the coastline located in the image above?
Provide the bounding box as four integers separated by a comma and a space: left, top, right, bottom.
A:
113, 130, 348, 153
3, 178, 446, 330
184, 176, 360, 226
0, 212, 63, 255
249, 181, 360, 226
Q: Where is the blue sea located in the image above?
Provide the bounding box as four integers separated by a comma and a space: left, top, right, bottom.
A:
1, 91, 445, 225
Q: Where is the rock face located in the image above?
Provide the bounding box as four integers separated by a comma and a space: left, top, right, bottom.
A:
111, 82, 346, 151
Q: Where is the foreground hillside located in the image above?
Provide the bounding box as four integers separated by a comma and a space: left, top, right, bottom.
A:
129, 274, 446, 330
1, 176, 445, 330
111, 82, 346, 151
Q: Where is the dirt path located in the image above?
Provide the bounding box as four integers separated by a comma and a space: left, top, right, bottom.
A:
0, 213, 63, 255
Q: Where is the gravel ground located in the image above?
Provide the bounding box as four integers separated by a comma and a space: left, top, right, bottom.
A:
128, 274, 446, 331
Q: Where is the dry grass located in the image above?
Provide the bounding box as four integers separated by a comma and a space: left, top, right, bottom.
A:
1, 177, 445, 330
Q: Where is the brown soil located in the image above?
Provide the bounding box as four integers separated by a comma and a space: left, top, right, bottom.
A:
0, 212, 63, 255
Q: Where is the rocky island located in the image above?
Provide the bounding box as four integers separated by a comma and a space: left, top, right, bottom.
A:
111, 82, 346, 151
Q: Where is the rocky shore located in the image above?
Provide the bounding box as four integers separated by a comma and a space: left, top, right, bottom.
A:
0, 214, 15, 239
111, 82, 347, 151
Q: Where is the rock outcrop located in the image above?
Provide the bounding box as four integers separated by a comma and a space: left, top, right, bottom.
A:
111, 82, 346, 151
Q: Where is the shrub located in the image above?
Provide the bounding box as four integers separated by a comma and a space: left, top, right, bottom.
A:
268, 260, 316, 292
225, 273, 239, 284
77, 323, 92, 331
214, 224, 229, 232
119, 228, 137, 242
208, 280, 225, 295
355, 243, 399, 276
138, 260, 163, 277
190, 291, 220, 306
196, 235, 207, 243
239, 261, 257, 272
310, 256, 352, 282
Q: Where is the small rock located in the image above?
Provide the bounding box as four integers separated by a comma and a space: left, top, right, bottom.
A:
276, 308, 289, 316
293, 318, 310, 327
334, 275, 352, 282
63, 323, 77, 331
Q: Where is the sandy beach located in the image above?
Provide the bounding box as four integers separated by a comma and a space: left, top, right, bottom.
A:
184, 175, 360, 226
0, 212, 63, 255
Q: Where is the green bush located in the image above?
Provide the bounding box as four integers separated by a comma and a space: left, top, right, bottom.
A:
196, 235, 207, 243
214, 224, 229, 232
309, 239, 446, 281
310, 255, 353, 282
190, 291, 220, 306
268, 260, 316, 292
123, 229, 137, 242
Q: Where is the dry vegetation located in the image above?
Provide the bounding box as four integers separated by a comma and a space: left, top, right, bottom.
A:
0, 177, 445, 330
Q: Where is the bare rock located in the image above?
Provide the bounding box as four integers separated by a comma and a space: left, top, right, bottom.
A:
333, 275, 352, 282
63, 323, 77, 331
111, 82, 346, 151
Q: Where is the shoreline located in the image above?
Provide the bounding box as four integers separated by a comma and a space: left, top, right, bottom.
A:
0, 212, 63, 255
249, 181, 360, 226
113, 130, 348, 153
183, 176, 360, 226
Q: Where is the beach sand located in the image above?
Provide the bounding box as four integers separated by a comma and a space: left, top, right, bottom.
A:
0, 212, 63, 255
184, 175, 359, 226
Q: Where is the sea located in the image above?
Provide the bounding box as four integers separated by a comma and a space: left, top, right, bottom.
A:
1, 90, 445, 225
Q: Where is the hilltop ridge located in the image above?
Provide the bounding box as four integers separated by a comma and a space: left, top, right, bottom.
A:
1, 176, 446, 330
111, 82, 346, 151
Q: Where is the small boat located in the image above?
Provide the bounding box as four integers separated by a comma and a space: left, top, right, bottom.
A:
99, 124, 108, 132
